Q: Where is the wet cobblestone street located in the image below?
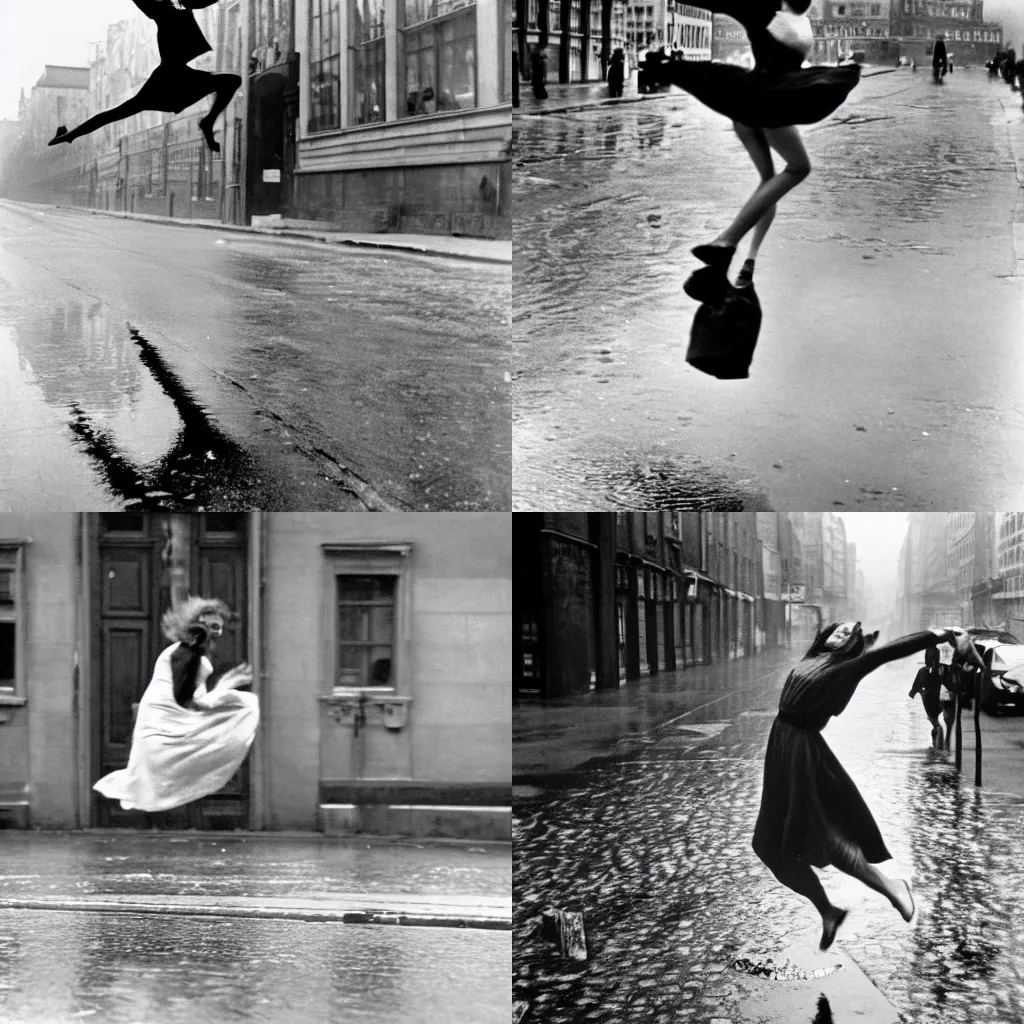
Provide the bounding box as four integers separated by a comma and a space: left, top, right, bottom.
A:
513, 659, 1024, 1023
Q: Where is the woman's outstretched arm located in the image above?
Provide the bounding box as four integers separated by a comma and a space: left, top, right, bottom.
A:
846, 630, 955, 679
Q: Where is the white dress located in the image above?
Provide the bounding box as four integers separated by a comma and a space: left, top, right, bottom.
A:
93, 642, 260, 812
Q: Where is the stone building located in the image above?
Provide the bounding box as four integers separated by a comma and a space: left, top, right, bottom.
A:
513, 513, 770, 701
295, 0, 511, 237
0, 513, 510, 840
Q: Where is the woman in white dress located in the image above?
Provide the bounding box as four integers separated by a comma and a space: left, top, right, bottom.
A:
94, 597, 259, 813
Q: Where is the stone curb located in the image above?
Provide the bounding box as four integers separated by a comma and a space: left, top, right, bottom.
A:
514, 91, 675, 118
0, 895, 512, 931
0, 199, 511, 266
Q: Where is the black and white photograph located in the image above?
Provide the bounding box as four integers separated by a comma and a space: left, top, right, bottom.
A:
514, 512, 1024, 1024
0, 512, 511, 1022
0, 0, 512, 512
512, 0, 1024, 510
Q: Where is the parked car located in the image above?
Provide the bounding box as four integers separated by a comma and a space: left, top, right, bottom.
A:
964, 628, 1024, 713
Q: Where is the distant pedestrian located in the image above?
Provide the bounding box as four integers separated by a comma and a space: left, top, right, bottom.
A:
908, 645, 947, 748
657, 0, 860, 302
93, 597, 258, 813
1004, 46, 1017, 85
752, 622, 986, 950
608, 48, 626, 98
48, 0, 240, 153
532, 44, 549, 100
933, 35, 948, 78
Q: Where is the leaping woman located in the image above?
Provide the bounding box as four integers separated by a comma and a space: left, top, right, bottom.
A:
752, 622, 985, 950
49, 0, 240, 153
658, 0, 861, 301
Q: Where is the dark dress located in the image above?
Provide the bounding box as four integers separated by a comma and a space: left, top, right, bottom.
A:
130, 0, 219, 114
752, 631, 946, 872
663, 0, 860, 127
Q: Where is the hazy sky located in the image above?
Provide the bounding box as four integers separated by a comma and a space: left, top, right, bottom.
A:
0, 1, 143, 121
837, 512, 908, 608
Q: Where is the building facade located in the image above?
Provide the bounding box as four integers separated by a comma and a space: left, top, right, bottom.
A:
810, 0, 895, 63
513, 513, 774, 701
0, 513, 510, 840
624, 1, 711, 59
711, 13, 754, 64
893, 513, 961, 633
518, 0, 627, 85
295, 0, 511, 237
890, 0, 1002, 64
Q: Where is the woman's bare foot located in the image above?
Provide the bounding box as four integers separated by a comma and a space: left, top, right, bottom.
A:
199, 118, 220, 154
819, 907, 848, 951
892, 879, 915, 922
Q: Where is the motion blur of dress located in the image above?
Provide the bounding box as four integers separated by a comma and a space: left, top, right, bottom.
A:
93, 642, 259, 812
663, 0, 860, 127
752, 631, 947, 871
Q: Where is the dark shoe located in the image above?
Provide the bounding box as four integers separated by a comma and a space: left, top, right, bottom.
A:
819, 907, 848, 951
48, 126, 70, 146
684, 265, 729, 304
691, 242, 737, 269
735, 258, 756, 288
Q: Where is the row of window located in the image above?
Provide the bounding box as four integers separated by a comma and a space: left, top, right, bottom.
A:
309, 0, 488, 132
833, 3, 883, 14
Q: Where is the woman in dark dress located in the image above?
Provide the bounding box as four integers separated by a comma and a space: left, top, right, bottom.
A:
49, 0, 240, 153
752, 621, 985, 950
657, 0, 861, 300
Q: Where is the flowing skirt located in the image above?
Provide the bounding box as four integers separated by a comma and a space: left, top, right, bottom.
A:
666, 62, 862, 128
134, 63, 218, 114
94, 686, 259, 813
752, 718, 890, 870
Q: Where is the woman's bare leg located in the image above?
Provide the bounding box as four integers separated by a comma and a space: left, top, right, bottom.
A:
830, 837, 914, 921
198, 74, 242, 153
53, 96, 148, 144
707, 125, 811, 250
767, 860, 847, 948
732, 122, 777, 264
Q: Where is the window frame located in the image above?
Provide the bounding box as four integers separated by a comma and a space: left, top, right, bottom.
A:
309, 0, 343, 133
399, 0, 479, 121
0, 541, 29, 704
322, 543, 413, 695
350, 0, 388, 126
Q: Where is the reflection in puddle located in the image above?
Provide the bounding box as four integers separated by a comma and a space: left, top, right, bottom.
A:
3, 297, 261, 510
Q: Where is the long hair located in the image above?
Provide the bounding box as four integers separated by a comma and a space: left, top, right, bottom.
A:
161, 596, 232, 642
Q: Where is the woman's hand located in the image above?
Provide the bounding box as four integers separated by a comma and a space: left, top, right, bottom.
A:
946, 628, 986, 671
217, 663, 253, 690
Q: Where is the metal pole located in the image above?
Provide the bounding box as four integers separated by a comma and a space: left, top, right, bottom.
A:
974, 668, 982, 787
954, 684, 963, 772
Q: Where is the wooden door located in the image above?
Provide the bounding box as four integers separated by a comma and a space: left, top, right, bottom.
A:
93, 514, 250, 829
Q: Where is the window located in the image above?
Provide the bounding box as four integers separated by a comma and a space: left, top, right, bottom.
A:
324, 542, 412, 692
870, 3, 880, 13
0, 543, 26, 697
309, 0, 342, 131
352, 0, 386, 124
504, 0, 513, 101
402, 0, 477, 118
836, 4, 845, 13
337, 576, 395, 686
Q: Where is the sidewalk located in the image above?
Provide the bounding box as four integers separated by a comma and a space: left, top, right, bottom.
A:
10, 199, 511, 265
513, 645, 798, 781
0, 831, 510, 931
515, 73, 676, 117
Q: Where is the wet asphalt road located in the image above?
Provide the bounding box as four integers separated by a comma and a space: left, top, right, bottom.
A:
0, 202, 509, 511
0, 834, 511, 1022
0, 909, 510, 1023
0, 832, 511, 901
513, 657, 1024, 1023
514, 67, 1024, 510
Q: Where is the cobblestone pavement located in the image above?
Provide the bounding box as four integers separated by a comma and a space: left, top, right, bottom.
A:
513, 659, 1024, 1023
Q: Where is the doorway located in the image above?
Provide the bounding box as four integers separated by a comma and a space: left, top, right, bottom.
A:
90, 513, 250, 828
